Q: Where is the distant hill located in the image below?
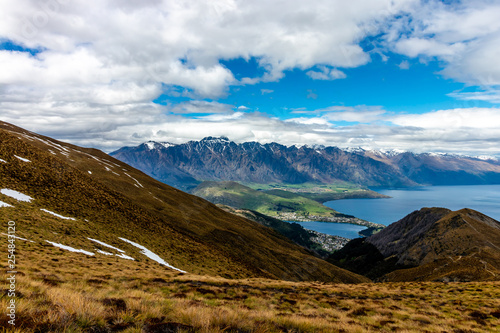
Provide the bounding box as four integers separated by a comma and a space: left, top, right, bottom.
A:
110, 137, 500, 190
192, 180, 383, 229
191, 180, 340, 218
0, 121, 367, 283
330, 207, 500, 282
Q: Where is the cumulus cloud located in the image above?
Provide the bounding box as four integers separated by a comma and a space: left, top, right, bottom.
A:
126, 108, 500, 155
447, 90, 500, 104
387, 0, 500, 87
0, 0, 499, 157
391, 108, 500, 129
0, 0, 416, 148
168, 100, 234, 114
292, 105, 387, 123
306, 66, 346, 80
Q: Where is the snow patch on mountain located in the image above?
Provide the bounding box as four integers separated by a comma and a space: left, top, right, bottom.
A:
200, 136, 230, 144
45, 240, 94, 256
124, 172, 143, 188
118, 237, 185, 272
0, 201, 12, 208
115, 253, 135, 260
14, 155, 31, 162
144, 141, 176, 150
1, 233, 34, 242
40, 209, 76, 220
0, 158, 7, 163
1, 189, 33, 202
96, 249, 114, 256
88, 238, 126, 253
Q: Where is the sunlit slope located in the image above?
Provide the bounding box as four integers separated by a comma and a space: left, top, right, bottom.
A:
0, 121, 366, 283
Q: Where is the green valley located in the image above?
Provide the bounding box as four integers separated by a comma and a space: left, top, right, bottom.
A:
191, 181, 384, 228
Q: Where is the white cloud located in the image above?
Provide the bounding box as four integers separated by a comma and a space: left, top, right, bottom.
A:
291, 105, 387, 123
447, 90, 500, 104
136, 108, 500, 155
398, 60, 410, 70
168, 100, 234, 114
387, 1, 500, 87
306, 66, 346, 80
0, 0, 499, 157
0, 0, 416, 149
391, 108, 500, 129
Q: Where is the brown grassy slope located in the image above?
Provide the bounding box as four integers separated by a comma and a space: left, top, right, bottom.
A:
1, 244, 499, 333
368, 207, 500, 282
0, 121, 366, 283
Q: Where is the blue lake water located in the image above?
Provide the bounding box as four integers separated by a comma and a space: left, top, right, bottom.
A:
325, 184, 500, 226
291, 221, 367, 239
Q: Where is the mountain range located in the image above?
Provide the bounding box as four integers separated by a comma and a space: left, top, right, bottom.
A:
110, 137, 500, 190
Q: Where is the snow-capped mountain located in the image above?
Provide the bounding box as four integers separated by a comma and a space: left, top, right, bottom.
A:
111, 137, 500, 190
143, 141, 176, 150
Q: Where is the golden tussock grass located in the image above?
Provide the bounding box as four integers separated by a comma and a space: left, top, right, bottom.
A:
1, 264, 499, 332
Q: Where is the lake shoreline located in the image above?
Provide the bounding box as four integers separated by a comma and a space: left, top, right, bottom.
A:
326, 184, 500, 226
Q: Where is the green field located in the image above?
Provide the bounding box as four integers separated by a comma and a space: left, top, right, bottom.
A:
191, 181, 341, 219
243, 182, 389, 203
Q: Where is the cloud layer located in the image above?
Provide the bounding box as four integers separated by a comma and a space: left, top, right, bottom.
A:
0, 0, 499, 155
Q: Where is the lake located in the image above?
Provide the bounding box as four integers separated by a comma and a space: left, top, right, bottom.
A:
291, 221, 367, 239
325, 184, 500, 226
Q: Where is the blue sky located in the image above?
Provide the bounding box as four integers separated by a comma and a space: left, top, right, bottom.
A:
0, 0, 500, 155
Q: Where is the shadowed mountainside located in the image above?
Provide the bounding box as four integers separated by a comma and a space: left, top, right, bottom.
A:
330, 207, 500, 282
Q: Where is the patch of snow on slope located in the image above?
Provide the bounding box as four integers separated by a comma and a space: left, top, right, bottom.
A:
1, 233, 35, 242
118, 237, 186, 272
115, 253, 135, 260
0, 201, 13, 208
89, 238, 136, 260
21, 134, 70, 153
45, 240, 94, 256
40, 209, 76, 220
14, 155, 31, 162
159, 142, 176, 149
88, 238, 125, 253
124, 173, 143, 188
1, 189, 33, 202
0, 158, 6, 163
96, 249, 114, 255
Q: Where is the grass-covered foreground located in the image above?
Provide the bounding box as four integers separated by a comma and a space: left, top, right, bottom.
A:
2, 256, 499, 333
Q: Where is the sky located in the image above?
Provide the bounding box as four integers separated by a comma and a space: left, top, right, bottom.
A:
1, 0, 500, 156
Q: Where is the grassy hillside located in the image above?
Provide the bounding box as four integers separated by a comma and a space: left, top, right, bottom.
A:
0, 121, 365, 283
1, 262, 499, 332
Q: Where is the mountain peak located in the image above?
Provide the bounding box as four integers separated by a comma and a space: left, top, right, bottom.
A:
143, 141, 176, 150
200, 136, 230, 143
